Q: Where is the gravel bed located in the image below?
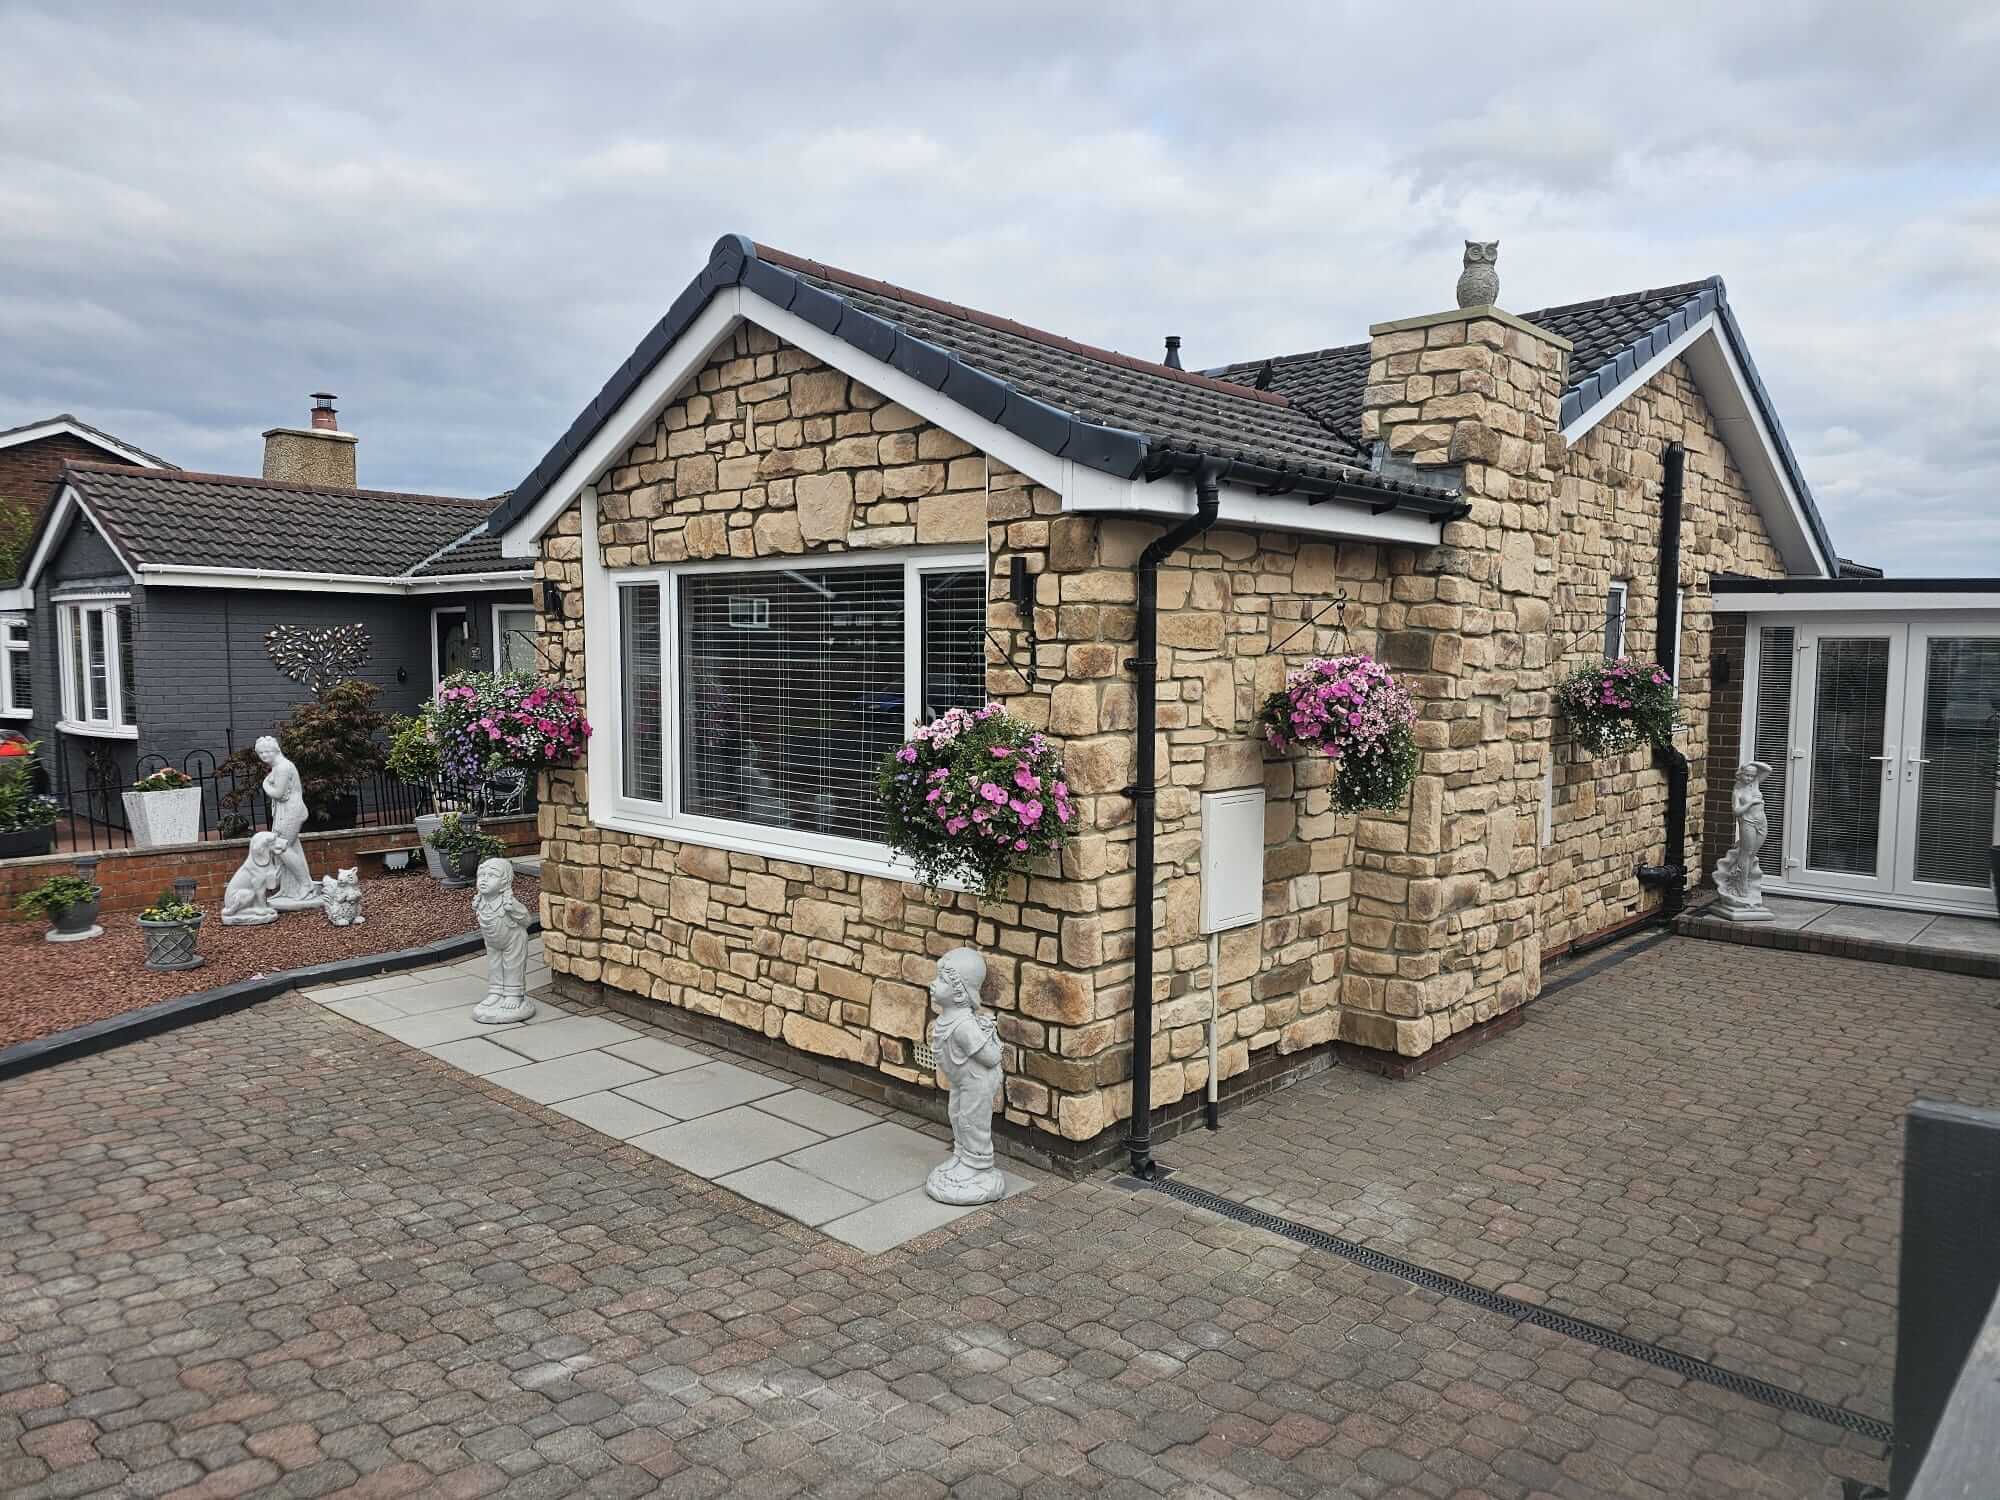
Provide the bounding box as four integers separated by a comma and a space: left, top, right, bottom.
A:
1, 872, 539, 1050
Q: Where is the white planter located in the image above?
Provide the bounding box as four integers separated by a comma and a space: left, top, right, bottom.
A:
123, 786, 203, 848
414, 813, 449, 880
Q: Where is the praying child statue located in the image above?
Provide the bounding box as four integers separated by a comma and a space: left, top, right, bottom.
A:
471, 856, 537, 1024
923, 946, 1008, 1206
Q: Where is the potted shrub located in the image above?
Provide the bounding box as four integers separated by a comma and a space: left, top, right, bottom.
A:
1554, 658, 1679, 756
137, 889, 205, 971
0, 737, 60, 859
19, 872, 102, 943
1259, 654, 1422, 814
123, 766, 203, 848
422, 812, 503, 888
877, 704, 1078, 899
388, 714, 453, 878
219, 680, 386, 835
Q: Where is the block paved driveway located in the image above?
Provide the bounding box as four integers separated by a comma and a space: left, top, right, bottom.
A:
2, 938, 1991, 1498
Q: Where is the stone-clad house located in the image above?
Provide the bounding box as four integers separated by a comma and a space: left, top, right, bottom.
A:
487, 234, 1839, 1165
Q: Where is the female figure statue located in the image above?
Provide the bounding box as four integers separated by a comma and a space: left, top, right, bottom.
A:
471, 856, 536, 1023
257, 735, 321, 910
923, 946, 1008, 1206
1713, 760, 1775, 922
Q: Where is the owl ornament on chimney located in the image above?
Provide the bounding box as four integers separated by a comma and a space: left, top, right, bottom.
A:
1455, 240, 1500, 309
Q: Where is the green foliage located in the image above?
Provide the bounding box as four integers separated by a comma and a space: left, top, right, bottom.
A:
140, 888, 201, 922
18, 874, 98, 918
1554, 658, 1680, 755
0, 740, 60, 832
131, 767, 194, 793
422, 811, 503, 865
220, 679, 387, 823
385, 714, 442, 784
0, 498, 33, 582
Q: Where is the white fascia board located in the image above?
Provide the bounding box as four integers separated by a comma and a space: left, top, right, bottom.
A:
0, 419, 163, 469
1560, 313, 1831, 579
21, 486, 139, 589
137, 565, 532, 595
499, 294, 749, 559
1712, 590, 2000, 615
1070, 471, 1448, 547
0, 586, 29, 611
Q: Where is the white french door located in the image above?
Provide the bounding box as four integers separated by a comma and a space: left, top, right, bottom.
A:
1748, 617, 2000, 913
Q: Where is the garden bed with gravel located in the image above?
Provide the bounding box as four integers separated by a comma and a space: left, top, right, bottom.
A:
1, 871, 538, 1050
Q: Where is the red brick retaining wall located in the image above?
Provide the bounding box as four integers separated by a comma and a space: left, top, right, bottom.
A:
1, 817, 537, 921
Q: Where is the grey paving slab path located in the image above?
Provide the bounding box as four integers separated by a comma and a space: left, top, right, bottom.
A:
294, 946, 1033, 1252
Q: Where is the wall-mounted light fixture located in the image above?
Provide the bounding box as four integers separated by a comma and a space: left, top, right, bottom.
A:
542, 579, 563, 615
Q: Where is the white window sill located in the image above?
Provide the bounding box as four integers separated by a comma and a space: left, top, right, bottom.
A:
57, 719, 138, 740
590, 805, 971, 891
0, 708, 30, 721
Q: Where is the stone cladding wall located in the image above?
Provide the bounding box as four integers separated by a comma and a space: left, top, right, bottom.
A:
1540, 360, 1785, 951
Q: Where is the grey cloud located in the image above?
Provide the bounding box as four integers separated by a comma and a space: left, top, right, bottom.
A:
3, 0, 1996, 575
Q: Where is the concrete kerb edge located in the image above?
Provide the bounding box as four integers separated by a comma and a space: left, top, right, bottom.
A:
0, 920, 542, 1083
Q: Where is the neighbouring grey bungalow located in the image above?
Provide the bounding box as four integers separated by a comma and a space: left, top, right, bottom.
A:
4, 397, 535, 794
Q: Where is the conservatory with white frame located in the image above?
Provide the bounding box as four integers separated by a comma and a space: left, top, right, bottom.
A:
1717, 575, 2000, 917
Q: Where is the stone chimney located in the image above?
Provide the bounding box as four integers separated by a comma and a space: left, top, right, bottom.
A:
263, 393, 357, 487
1338, 247, 1575, 1059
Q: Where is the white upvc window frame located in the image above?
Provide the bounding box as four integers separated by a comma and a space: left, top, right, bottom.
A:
0, 614, 29, 719
430, 605, 470, 692
1604, 580, 1628, 660
493, 601, 539, 676
55, 594, 137, 739
605, 546, 986, 875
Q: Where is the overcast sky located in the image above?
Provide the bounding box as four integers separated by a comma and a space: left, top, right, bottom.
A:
4, 2, 1996, 575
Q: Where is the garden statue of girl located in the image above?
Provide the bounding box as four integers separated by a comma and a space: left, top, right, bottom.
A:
471, 856, 536, 1023
1713, 760, 1775, 922
923, 946, 1008, 1206
256, 735, 322, 911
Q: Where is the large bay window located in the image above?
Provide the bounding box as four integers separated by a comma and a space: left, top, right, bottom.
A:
56, 598, 137, 736
1, 617, 28, 718
612, 549, 986, 862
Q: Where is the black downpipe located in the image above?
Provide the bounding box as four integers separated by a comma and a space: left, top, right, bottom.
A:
1125, 462, 1222, 1179
1636, 442, 1688, 916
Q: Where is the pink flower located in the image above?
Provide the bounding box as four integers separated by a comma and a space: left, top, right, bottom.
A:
1013, 839, 1028, 851
1013, 767, 1040, 793
897, 746, 918, 764
945, 816, 969, 833
979, 783, 1008, 803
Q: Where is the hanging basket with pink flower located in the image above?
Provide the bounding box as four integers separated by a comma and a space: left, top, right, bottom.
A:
877, 704, 1078, 899
1553, 658, 1678, 755
419, 671, 593, 781
1258, 653, 1421, 814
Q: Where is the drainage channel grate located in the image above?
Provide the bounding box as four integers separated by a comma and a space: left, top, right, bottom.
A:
1134, 1172, 1893, 1446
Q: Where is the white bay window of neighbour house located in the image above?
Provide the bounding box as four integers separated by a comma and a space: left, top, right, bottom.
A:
615, 553, 986, 849
57, 601, 134, 727
1, 618, 29, 716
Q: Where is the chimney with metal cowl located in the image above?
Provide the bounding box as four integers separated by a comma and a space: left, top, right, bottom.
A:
264, 392, 357, 487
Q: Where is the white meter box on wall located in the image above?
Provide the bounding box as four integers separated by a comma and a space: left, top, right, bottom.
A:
1200, 788, 1266, 934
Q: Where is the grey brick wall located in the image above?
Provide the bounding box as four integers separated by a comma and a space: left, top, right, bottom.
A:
136, 584, 533, 770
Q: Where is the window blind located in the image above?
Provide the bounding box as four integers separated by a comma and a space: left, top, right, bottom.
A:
1805, 636, 1889, 875
679, 565, 905, 842
620, 585, 663, 800
1752, 626, 1794, 866
116, 604, 135, 725
1912, 637, 2000, 888
920, 569, 986, 720
4, 623, 27, 713
1604, 583, 1627, 660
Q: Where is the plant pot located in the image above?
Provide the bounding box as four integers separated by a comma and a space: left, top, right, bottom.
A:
123, 786, 203, 848
138, 913, 204, 971
415, 813, 449, 880
0, 823, 56, 860
44, 891, 103, 944
306, 791, 360, 833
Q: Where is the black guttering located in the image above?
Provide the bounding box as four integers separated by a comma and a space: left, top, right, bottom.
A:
1561, 279, 1839, 577
487, 234, 1461, 539
1142, 447, 1468, 520
1124, 461, 1223, 1180
1636, 443, 1689, 917
1713, 574, 2000, 594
